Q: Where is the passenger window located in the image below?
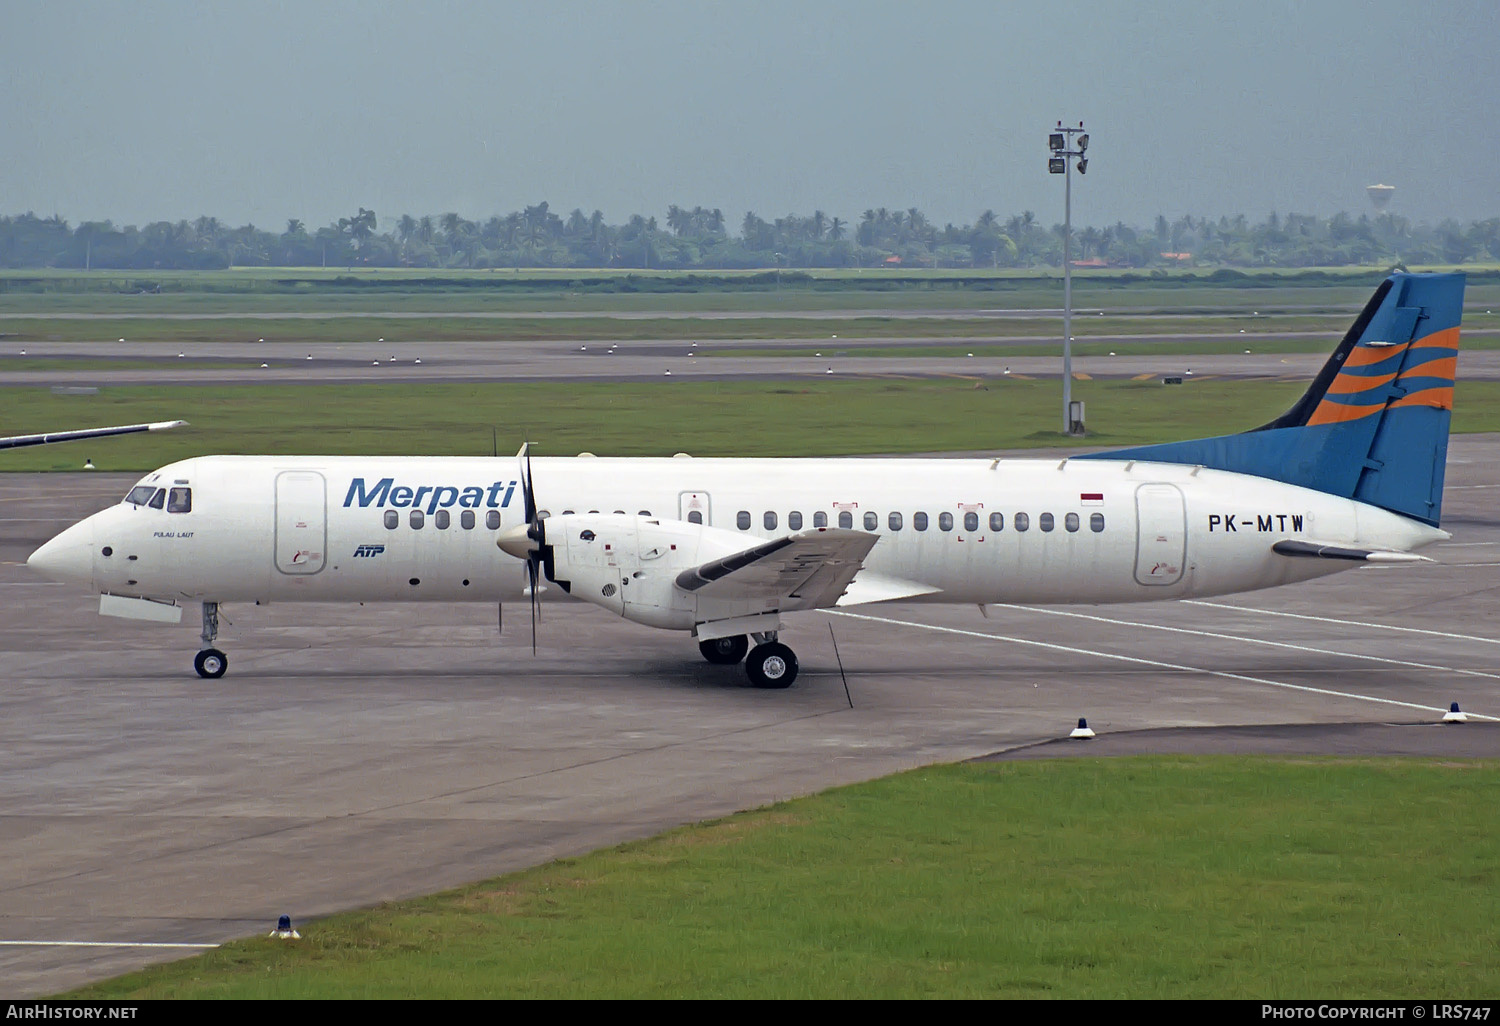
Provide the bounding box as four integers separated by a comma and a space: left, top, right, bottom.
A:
639, 510, 651, 517
813, 511, 828, 528
147, 488, 166, 510
889, 512, 903, 531
1090, 513, 1105, 533
989, 512, 1004, 532
688, 510, 703, 524
737, 511, 751, 530
914, 512, 928, 532
613, 510, 626, 515
1040, 513, 1054, 532
167, 487, 192, 513
435, 509, 450, 530
764, 511, 778, 530
1065, 512, 1079, 533
538, 510, 551, 519
410, 510, 425, 529
838, 511, 853, 529
863, 511, 878, 531
963, 511, 979, 532
485, 510, 501, 529
939, 512, 954, 531
1014, 512, 1030, 532
384, 510, 399, 530
461, 509, 476, 530
789, 511, 803, 530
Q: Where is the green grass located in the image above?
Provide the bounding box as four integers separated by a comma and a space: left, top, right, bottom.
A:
3, 266, 1498, 316
7, 378, 1500, 473
67, 756, 1500, 999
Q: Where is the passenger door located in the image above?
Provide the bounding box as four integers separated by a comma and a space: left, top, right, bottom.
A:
1134, 483, 1185, 586
275, 470, 327, 575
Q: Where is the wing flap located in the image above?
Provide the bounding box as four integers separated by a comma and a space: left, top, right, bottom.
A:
676, 528, 878, 608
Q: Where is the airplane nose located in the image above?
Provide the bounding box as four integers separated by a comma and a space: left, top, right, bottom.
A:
28, 520, 94, 587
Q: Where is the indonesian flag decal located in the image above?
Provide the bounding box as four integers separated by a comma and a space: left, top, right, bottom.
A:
1080, 492, 1105, 506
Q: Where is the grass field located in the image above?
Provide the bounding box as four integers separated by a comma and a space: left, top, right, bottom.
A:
7, 378, 1500, 473
3, 266, 1498, 316
67, 756, 1500, 999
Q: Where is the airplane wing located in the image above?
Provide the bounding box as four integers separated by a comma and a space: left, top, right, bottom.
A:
0, 420, 188, 452
675, 528, 880, 610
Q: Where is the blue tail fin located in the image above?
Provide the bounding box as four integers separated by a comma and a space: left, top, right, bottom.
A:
1079, 272, 1464, 526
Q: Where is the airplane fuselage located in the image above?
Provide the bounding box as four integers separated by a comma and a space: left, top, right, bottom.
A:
43, 453, 1444, 611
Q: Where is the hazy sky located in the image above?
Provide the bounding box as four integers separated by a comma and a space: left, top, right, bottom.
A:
4, 0, 1495, 232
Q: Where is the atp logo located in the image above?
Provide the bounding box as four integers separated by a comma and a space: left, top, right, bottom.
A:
353, 544, 386, 558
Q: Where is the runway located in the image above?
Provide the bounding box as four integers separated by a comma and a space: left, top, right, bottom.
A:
6, 336, 1500, 388
0, 438, 1496, 995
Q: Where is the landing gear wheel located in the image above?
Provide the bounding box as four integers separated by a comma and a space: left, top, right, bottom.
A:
745, 642, 798, 689
699, 635, 749, 665
194, 648, 228, 679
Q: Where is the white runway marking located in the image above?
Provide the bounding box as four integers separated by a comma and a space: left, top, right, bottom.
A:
828, 610, 1498, 721
999, 604, 1500, 685
0, 940, 218, 949
1184, 601, 1500, 646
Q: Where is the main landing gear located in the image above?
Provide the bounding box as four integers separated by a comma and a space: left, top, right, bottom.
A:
698, 632, 799, 689
194, 601, 228, 679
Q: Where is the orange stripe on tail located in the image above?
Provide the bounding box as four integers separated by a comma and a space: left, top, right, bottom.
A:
1389, 386, 1453, 411
1307, 399, 1384, 426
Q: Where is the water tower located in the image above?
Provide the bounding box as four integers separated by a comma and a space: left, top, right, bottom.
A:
1366, 184, 1395, 212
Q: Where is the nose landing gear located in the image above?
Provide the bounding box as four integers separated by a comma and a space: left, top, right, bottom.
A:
194, 601, 228, 679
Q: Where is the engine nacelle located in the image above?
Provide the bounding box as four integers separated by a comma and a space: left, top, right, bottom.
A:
539, 514, 755, 631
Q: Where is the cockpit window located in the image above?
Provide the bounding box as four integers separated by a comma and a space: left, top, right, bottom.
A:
167, 487, 192, 513
125, 485, 156, 506
147, 488, 166, 510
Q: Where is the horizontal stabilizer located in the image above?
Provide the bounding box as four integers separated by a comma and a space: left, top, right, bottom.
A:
1272, 540, 1431, 563
0, 419, 188, 452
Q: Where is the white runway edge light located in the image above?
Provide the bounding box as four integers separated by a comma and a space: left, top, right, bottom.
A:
1442, 702, 1468, 724
1069, 717, 1096, 739
270, 914, 301, 940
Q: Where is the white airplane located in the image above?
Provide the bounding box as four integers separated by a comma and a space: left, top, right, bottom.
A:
27, 273, 1463, 687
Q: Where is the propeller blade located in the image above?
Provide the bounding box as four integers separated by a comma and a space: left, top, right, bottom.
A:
519, 441, 537, 525
528, 557, 539, 656
514, 439, 541, 656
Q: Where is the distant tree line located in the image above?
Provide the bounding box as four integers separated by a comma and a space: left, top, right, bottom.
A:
2, 203, 1497, 271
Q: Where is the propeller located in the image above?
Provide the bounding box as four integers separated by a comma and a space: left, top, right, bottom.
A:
497, 442, 547, 655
